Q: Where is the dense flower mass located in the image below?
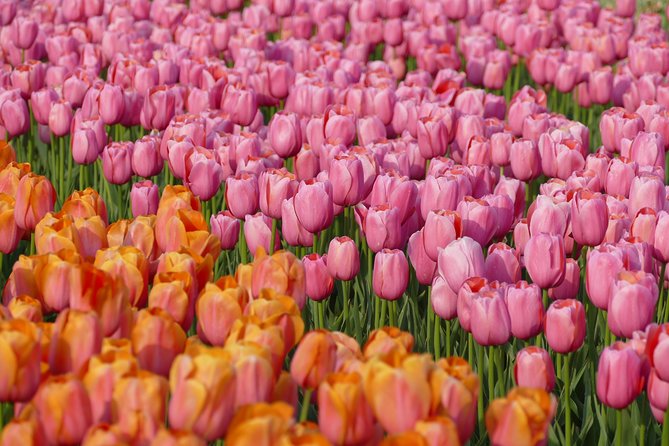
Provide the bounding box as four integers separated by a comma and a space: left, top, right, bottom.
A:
0, 0, 669, 444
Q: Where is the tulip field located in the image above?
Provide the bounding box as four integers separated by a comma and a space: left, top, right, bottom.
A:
3, 0, 669, 445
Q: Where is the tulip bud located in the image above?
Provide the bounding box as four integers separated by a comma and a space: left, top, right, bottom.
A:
596, 342, 646, 409
524, 233, 566, 289
303, 254, 334, 302
268, 112, 303, 158
130, 180, 159, 217
373, 249, 409, 301
326, 236, 360, 281
131, 308, 186, 376
210, 211, 240, 250
290, 330, 337, 390
545, 299, 586, 354
14, 173, 56, 232
505, 281, 544, 340
608, 270, 658, 338
514, 347, 556, 392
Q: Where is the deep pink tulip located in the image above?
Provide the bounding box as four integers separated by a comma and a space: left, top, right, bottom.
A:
570, 189, 609, 247
438, 237, 485, 294
514, 347, 556, 392
131, 180, 159, 217
294, 179, 334, 234
647, 368, 669, 414
303, 253, 334, 302
0, 0, 16, 26
259, 168, 297, 220
608, 270, 658, 338
268, 111, 302, 158
548, 258, 580, 301
244, 212, 280, 257
408, 229, 437, 286
226, 173, 259, 219
373, 248, 409, 301
140, 86, 176, 131
545, 299, 586, 354
210, 211, 240, 250
596, 342, 646, 409
485, 243, 521, 284
365, 204, 402, 253
457, 196, 497, 247
132, 134, 163, 178
525, 233, 566, 289
329, 154, 365, 207
423, 210, 462, 262
505, 281, 544, 340
102, 142, 134, 185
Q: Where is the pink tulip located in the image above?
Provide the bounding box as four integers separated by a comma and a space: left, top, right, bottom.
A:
281, 196, 313, 248
423, 210, 462, 262
596, 342, 646, 409
457, 196, 497, 247
438, 237, 485, 294
244, 213, 280, 257
294, 179, 334, 234
525, 233, 566, 289
268, 111, 302, 158
102, 142, 134, 185
373, 249, 409, 301
131, 180, 159, 217
303, 254, 334, 302
571, 189, 609, 247
608, 271, 658, 338
408, 230, 437, 286
470, 287, 511, 346
226, 173, 259, 219
514, 347, 556, 392
545, 299, 586, 354
505, 281, 544, 340
327, 236, 360, 281
549, 258, 580, 300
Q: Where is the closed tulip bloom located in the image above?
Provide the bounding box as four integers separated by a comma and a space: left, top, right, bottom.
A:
647, 369, 669, 415
653, 211, 669, 262
373, 249, 409, 301
647, 324, 669, 382
605, 157, 637, 197
524, 233, 566, 289
431, 274, 459, 320
365, 204, 402, 253
608, 270, 658, 338
624, 131, 665, 169
149, 273, 193, 331
629, 173, 665, 219
329, 154, 365, 207
268, 112, 302, 158
294, 179, 334, 234
244, 213, 280, 257
290, 330, 336, 390
457, 196, 497, 247
132, 134, 163, 178
7, 295, 42, 322
140, 86, 176, 131
0, 194, 24, 254
303, 254, 334, 302
0, 319, 41, 402
485, 243, 521, 284
509, 138, 542, 181
596, 342, 645, 409
0, 91, 29, 137
226, 173, 259, 219
485, 388, 557, 446
130, 180, 159, 217
196, 281, 244, 346
586, 245, 625, 310
571, 189, 609, 246
281, 197, 313, 248
417, 115, 448, 159
423, 210, 461, 263
470, 290, 511, 346
408, 230, 437, 286
505, 281, 544, 340
630, 207, 657, 245
327, 236, 360, 281
131, 308, 186, 377
14, 173, 56, 232
362, 354, 432, 435
33, 375, 93, 446
168, 349, 237, 441
600, 109, 644, 154
251, 250, 306, 311
545, 299, 586, 354
615, 0, 635, 17
589, 68, 614, 105
514, 347, 556, 392
549, 258, 580, 300
49, 309, 103, 375
102, 142, 134, 185
210, 211, 240, 250
490, 132, 513, 167
259, 169, 296, 220
438, 237, 485, 294
324, 105, 356, 147
99, 84, 125, 125
420, 174, 471, 219
48, 100, 73, 137
185, 149, 224, 201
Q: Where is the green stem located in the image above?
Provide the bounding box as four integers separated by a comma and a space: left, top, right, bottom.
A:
389, 300, 397, 327
565, 353, 572, 446
476, 342, 484, 427
379, 298, 387, 329
445, 319, 451, 357
318, 301, 325, 330
616, 409, 622, 446
299, 388, 313, 422
662, 408, 669, 446
488, 347, 496, 400
270, 218, 277, 255
434, 311, 441, 359
238, 222, 248, 264
312, 231, 318, 255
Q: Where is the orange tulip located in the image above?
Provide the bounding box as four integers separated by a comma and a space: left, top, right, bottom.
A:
361, 353, 434, 434
107, 216, 159, 262
61, 188, 108, 225
159, 185, 200, 209
82, 350, 139, 423
414, 417, 461, 446
0, 319, 42, 402
225, 402, 295, 446
226, 317, 286, 376
155, 190, 201, 253
0, 162, 31, 196
72, 215, 108, 260
112, 370, 169, 445
485, 387, 557, 446
70, 264, 130, 337
0, 141, 16, 170
0, 404, 47, 446
2, 253, 50, 306
168, 347, 237, 441
380, 432, 429, 446
196, 281, 245, 346
156, 251, 200, 293
32, 374, 93, 445
251, 249, 306, 310
149, 428, 207, 446
279, 424, 332, 445
317, 372, 376, 446
7, 295, 43, 322
37, 321, 53, 365
431, 357, 480, 443
363, 327, 415, 360
149, 272, 193, 330
35, 213, 81, 255
94, 246, 149, 308
0, 193, 24, 254
225, 341, 276, 409
102, 338, 134, 355
14, 172, 56, 231
330, 331, 363, 372
244, 289, 305, 354
131, 307, 186, 376
235, 262, 254, 298
80, 423, 130, 446
272, 371, 298, 412
49, 309, 103, 375
36, 250, 84, 312
290, 330, 337, 390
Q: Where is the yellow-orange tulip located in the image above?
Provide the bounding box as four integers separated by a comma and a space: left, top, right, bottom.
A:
7, 295, 43, 322
0, 162, 31, 196
226, 317, 286, 376
363, 327, 415, 360
37, 321, 53, 365
112, 370, 169, 445
14, 172, 56, 231
225, 341, 276, 409
35, 213, 81, 255
361, 353, 433, 434
32, 374, 93, 445
72, 215, 108, 260
150, 428, 207, 446
37, 250, 83, 312
414, 417, 461, 446
235, 262, 254, 298
278, 426, 332, 446
0, 193, 24, 254
2, 253, 50, 306
155, 190, 201, 253
251, 249, 306, 310
61, 188, 108, 225
244, 289, 305, 354
107, 216, 159, 262
80, 423, 130, 446
187, 230, 222, 261
94, 246, 149, 308
0, 319, 42, 402
156, 250, 199, 291
159, 184, 200, 209
82, 350, 139, 423
0, 404, 47, 446
131, 308, 186, 376
317, 372, 376, 446
149, 272, 193, 330
0, 141, 16, 170
379, 431, 429, 446
196, 281, 245, 346
290, 330, 337, 390
102, 338, 133, 355
485, 387, 557, 446
225, 402, 295, 446
431, 357, 480, 444
49, 309, 103, 375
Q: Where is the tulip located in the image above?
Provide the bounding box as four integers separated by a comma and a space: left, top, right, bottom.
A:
14, 173, 56, 232
226, 173, 259, 219
303, 254, 334, 302
49, 309, 103, 375
290, 330, 336, 390
509, 138, 542, 181
470, 289, 511, 346
629, 173, 665, 219
140, 86, 176, 131
457, 196, 497, 247
363, 327, 414, 359
586, 245, 625, 310
0, 194, 24, 254
549, 258, 580, 300
373, 249, 409, 301
131, 308, 186, 376
417, 116, 448, 159
130, 180, 159, 217
329, 154, 365, 207
545, 299, 586, 354
524, 233, 566, 289
485, 243, 521, 284
514, 347, 556, 392
486, 388, 557, 446
210, 211, 240, 250
132, 134, 163, 178
268, 112, 302, 158
608, 271, 658, 338
327, 236, 360, 281
647, 324, 669, 382
102, 142, 134, 185
196, 281, 244, 346
185, 148, 224, 201
570, 189, 609, 247
281, 197, 313, 248
438, 237, 485, 294
7, 295, 42, 322
365, 204, 402, 253
99, 84, 125, 125
505, 281, 544, 340
596, 342, 646, 409
0, 319, 41, 402
408, 230, 438, 286
33, 375, 93, 446
244, 213, 281, 257
294, 179, 334, 234
259, 169, 297, 220
168, 348, 237, 441
423, 210, 461, 263
251, 250, 306, 310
